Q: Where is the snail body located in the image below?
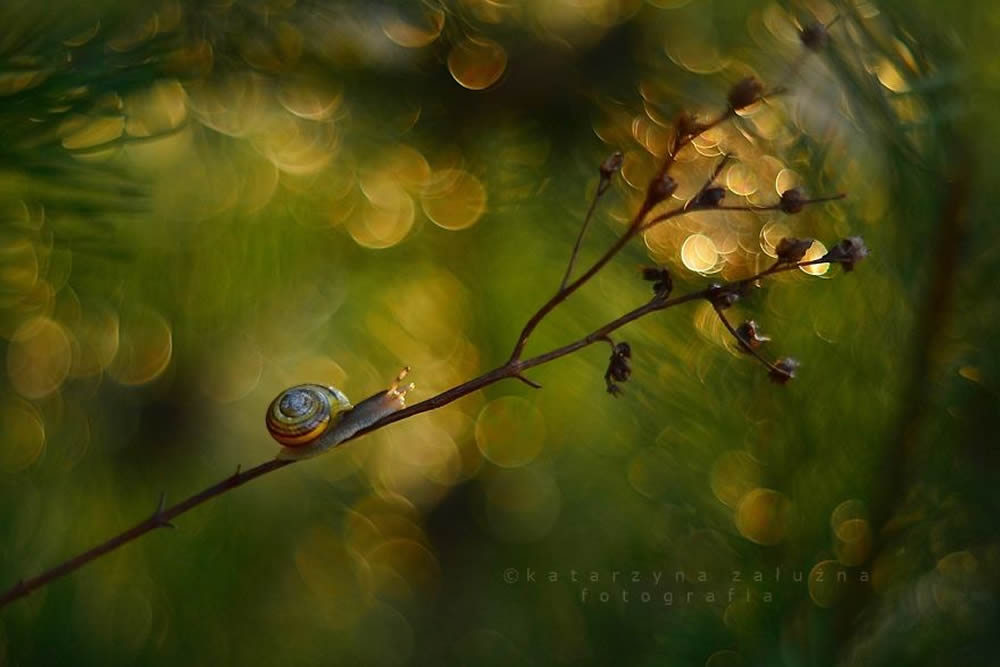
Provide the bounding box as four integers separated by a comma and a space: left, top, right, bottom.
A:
266, 368, 413, 460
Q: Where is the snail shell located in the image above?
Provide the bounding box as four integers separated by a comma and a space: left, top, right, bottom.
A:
266, 384, 352, 448
267, 368, 414, 461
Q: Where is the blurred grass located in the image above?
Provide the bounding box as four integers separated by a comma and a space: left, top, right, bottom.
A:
1, 1, 998, 666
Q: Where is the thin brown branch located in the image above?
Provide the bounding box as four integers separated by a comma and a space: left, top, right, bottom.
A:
0, 67, 861, 610
560, 155, 620, 290
508, 103, 751, 364
642, 193, 845, 233
0, 458, 291, 608
658, 109, 733, 182
0, 251, 859, 609
507, 201, 649, 363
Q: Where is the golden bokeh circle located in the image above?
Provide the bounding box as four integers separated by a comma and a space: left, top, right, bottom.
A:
799, 241, 829, 276
346, 190, 416, 249
475, 396, 546, 468
681, 233, 720, 274
735, 488, 793, 545
447, 37, 508, 90
759, 221, 791, 257
0, 396, 46, 472
7, 316, 73, 399
725, 162, 759, 197
108, 308, 173, 386
421, 169, 487, 230
382, 8, 445, 48
830, 499, 867, 529
834, 518, 872, 566
710, 450, 763, 509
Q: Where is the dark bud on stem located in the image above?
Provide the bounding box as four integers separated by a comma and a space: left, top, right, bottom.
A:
736, 320, 770, 351
728, 77, 764, 111
692, 186, 726, 209
800, 22, 828, 51
600, 151, 624, 179
821, 236, 869, 271
675, 111, 702, 140
775, 237, 814, 264
708, 284, 740, 309
641, 267, 673, 298
605, 342, 632, 396
779, 188, 806, 214
769, 358, 799, 384
645, 174, 678, 209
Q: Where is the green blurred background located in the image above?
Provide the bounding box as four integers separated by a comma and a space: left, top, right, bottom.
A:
1, 0, 997, 665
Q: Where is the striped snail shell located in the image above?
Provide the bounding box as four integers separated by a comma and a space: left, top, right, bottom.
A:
266, 368, 414, 461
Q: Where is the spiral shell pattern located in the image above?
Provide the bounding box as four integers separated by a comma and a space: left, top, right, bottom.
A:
265, 384, 351, 447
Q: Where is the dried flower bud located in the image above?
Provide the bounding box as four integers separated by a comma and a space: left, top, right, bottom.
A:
605, 341, 632, 396
822, 236, 869, 271
641, 267, 673, 298
769, 358, 799, 384
775, 237, 814, 264
779, 188, 806, 214
600, 151, 624, 179
736, 320, 771, 351
800, 22, 828, 51
708, 284, 739, 309
645, 174, 677, 208
692, 187, 726, 208
675, 111, 702, 139
641, 267, 663, 282
728, 77, 763, 111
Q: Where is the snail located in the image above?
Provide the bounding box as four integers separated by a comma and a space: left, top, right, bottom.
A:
266, 367, 414, 460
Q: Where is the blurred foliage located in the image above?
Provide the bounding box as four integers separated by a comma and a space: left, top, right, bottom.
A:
0, 0, 997, 665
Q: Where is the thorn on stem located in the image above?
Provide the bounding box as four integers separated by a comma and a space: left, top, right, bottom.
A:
515, 374, 542, 389
152, 492, 175, 529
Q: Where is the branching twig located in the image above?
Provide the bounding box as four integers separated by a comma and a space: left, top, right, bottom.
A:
0, 253, 857, 608
0, 39, 862, 609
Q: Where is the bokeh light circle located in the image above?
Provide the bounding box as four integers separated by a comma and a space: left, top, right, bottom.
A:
475, 396, 546, 467
735, 488, 793, 545
448, 37, 507, 90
